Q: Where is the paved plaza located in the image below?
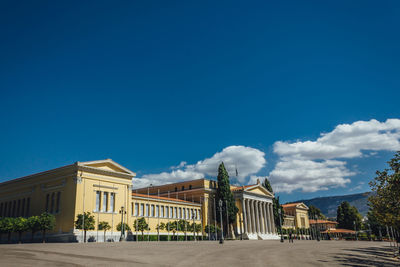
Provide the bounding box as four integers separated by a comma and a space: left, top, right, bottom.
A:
0, 240, 398, 267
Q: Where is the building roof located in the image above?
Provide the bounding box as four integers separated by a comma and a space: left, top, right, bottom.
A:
309, 219, 338, 224
231, 184, 256, 192
131, 192, 200, 205
282, 202, 302, 208
321, 229, 355, 234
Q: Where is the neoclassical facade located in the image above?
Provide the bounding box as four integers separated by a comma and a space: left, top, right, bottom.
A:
0, 159, 278, 242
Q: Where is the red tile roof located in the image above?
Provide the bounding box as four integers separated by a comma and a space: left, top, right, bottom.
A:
282, 203, 302, 208
321, 229, 355, 234
231, 184, 256, 192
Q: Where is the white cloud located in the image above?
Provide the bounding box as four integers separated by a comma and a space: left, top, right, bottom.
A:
270, 119, 400, 193
133, 145, 266, 189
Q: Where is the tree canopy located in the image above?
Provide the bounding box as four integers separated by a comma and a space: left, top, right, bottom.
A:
216, 162, 238, 235
369, 151, 400, 232
308, 205, 326, 219
75, 212, 95, 243
262, 177, 273, 193
336, 201, 362, 230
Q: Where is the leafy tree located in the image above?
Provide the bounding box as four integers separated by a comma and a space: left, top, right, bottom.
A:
156, 222, 165, 238
216, 162, 238, 237
273, 196, 284, 229
166, 221, 177, 240
98, 221, 111, 242
133, 217, 149, 240
369, 151, 400, 235
262, 177, 273, 193
14, 217, 29, 243
116, 222, 131, 232
336, 201, 362, 230
178, 219, 189, 239
190, 222, 202, 240
27, 216, 41, 242
39, 212, 56, 243
308, 205, 326, 219
1, 217, 14, 243
75, 212, 95, 243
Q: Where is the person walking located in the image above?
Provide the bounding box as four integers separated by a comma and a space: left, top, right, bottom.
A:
289, 232, 293, 243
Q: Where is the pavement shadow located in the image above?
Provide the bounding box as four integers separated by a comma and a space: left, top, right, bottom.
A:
332, 245, 399, 267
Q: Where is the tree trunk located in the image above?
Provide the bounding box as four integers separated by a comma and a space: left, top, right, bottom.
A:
18, 232, 22, 244
31, 231, 35, 242
84, 230, 87, 243
104, 231, 106, 242
141, 231, 144, 241
8, 232, 11, 243
42, 230, 46, 243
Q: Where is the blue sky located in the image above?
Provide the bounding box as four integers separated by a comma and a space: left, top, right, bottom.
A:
1, 1, 399, 203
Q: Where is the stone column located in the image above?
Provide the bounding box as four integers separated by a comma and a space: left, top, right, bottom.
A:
269, 203, 276, 233
242, 198, 247, 235
260, 202, 265, 234
258, 202, 264, 234
256, 201, 261, 233
265, 202, 271, 233
250, 200, 256, 234
246, 199, 252, 233
263, 202, 269, 234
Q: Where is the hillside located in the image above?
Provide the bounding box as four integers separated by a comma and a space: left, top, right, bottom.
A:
296, 192, 371, 218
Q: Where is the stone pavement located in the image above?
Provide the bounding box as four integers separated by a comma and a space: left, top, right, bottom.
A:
0, 240, 398, 266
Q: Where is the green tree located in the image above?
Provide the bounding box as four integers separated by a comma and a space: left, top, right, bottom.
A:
117, 222, 131, 232
39, 212, 56, 243
205, 224, 220, 239
308, 205, 326, 219
166, 221, 177, 240
133, 217, 149, 240
336, 201, 362, 230
98, 221, 111, 242
156, 222, 165, 239
177, 219, 189, 239
14, 217, 29, 243
191, 222, 202, 240
1, 217, 14, 243
27, 216, 41, 242
216, 162, 238, 237
262, 177, 273, 193
369, 151, 400, 235
75, 212, 95, 243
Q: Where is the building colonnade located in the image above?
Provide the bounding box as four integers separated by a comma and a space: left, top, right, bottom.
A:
241, 198, 276, 236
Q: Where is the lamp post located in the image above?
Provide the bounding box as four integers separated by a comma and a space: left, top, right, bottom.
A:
192, 211, 196, 241
278, 209, 284, 242
354, 221, 358, 241
316, 215, 320, 242
119, 206, 126, 241
218, 199, 224, 244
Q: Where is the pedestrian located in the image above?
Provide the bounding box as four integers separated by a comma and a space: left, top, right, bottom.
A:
289, 232, 293, 243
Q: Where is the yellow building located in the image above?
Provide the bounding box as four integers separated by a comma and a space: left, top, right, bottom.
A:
0, 159, 278, 242
282, 202, 310, 230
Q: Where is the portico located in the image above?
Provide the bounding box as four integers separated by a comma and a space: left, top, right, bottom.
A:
233, 183, 279, 240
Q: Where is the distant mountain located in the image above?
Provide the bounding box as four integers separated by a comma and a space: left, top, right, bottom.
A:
295, 192, 371, 219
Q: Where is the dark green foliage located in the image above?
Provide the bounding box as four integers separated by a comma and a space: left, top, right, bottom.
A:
13, 217, 29, 243
216, 162, 238, 235
336, 201, 362, 230
2, 217, 14, 243
273, 196, 284, 228
98, 221, 111, 242
39, 212, 56, 243
204, 224, 220, 234
75, 212, 95, 243
369, 151, 400, 233
27, 216, 41, 242
262, 178, 273, 193
116, 222, 131, 231
133, 217, 149, 239
308, 205, 326, 219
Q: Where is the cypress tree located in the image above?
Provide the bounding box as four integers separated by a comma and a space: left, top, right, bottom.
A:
262, 177, 273, 193
216, 162, 238, 238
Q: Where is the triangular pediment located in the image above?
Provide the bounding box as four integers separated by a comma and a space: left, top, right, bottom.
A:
296, 203, 309, 210
80, 159, 135, 176
245, 184, 274, 198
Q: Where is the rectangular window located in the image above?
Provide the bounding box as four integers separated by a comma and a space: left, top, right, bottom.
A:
45, 194, 49, 212
140, 204, 144, 216
17, 199, 20, 217
156, 205, 159, 218
0, 203, 3, 217
179, 208, 182, 219
95, 191, 101, 212
110, 193, 115, 212
183, 208, 186, 219
50, 193, 55, 213
174, 207, 177, 218
103, 192, 108, 212
56, 192, 61, 213
170, 207, 173, 218
146, 204, 149, 217
135, 203, 139, 216
26, 198, 30, 217
151, 205, 155, 217
8, 201, 12, 217
12, 200, 16, 217
131, 203, 134, 215
160, 206, 164, 217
